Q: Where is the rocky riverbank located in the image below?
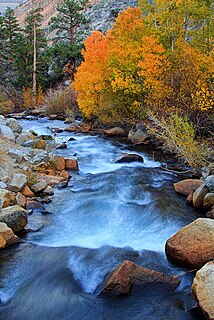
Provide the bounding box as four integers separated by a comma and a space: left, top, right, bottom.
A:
0, 114, 214, 319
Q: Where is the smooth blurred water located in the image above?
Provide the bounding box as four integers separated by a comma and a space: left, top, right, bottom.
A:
0, 119, 202, 320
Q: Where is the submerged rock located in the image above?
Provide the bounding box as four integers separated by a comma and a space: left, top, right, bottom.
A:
192, 261, 214, 320
165, 218, 214, 269
174, 179, 203, 196
114, 153, 144, 163
99, 260, 180, 297
0, 205, 28, 232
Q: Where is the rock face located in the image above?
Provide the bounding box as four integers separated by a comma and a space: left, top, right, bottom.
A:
0, 205, 28, 232
99, 260, 180, 297
192, 261, 214, 320
115, 153, 144, 163
165, 218, 214, 269
193, 183, 209, 208
174, 179, 203, 196
8, 173, 27, 192
0, 222, 19, 246
104, 127, 125, 136
0, 125, 15, 142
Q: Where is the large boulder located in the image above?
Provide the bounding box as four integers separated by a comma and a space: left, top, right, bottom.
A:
204, 193, 214, 210
192, 261, 214, 320
6, 118, 23, 134
104, 127, 125, 136
205, 175, 214, 193
193, 183, 209, 208
99, 260, 180, 297
174, 179, 203, 196
0, 205, 28, 232
30, 152, 50, 165
165, 218, 214, 269
0, 222, 19, 246
128, 129, 150, 145
0, 189, 15, 208
8, 173, 27, 192
0, 125, 15, 142
114, 153, 144, 163
16, 132, 36, 145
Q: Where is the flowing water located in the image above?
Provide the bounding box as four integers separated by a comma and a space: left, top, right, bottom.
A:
0, 118, 203, 320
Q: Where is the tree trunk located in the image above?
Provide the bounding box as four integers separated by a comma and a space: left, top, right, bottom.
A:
32, 22, 37, 109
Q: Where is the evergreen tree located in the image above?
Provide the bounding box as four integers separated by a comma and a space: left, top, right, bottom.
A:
49, 0, 90, 80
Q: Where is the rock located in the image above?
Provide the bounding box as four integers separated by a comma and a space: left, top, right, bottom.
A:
26, 200, 45, 212
43, 186, 54, 196
205, 175, 214, 193
60, 170, 70, 180
0, 222, 19, 246
1, 176, 9, 183
192, 261, 214, 320
50, 127, 63, 133
165, 218, 214, 269
30, 152, 50, 165
206, 206, 214, 219
50, 156, 65, 171
65, 158, 78, 171
43, 175, 66, 186
21, 186, 35, 197
128, 129, 150, 145
201, 166, 214, 179
0, 182, 7, 189
8, 173, 27, 192
37, 134, 53, 140
22, 140, 36, 148
0, 189, 15, 208
6, 118, 23, 134
186, 191, 194, 206
7, 148, 25, 164
15, 192, 26, 208
99, 260, 180, 297
114, 153, 144, 163
174, 179, 203, 196
56, 142, 67, 149
0, 205, 28, 232
104, 127, 125, 136
203, 193, 214, 210
193, 183, 209, 208
31, 180, 48, 193
0, 235, 6, 248
0, 125, 15, 142
16, 132, 36, 145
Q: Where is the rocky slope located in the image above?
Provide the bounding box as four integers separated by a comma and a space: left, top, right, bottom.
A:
14, 0, 138, 31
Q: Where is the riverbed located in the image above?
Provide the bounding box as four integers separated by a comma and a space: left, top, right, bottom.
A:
0, 118, 203, 320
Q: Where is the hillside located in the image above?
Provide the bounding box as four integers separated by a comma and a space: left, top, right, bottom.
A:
14, 0, 138, 31
0, 0, 23, 14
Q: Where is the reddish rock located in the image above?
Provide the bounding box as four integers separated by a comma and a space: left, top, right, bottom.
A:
15, 192, 26, 208
100, 260, 180, 297
186, 191, 194, 205
174, 179, 203, 196
0, 234, 6, 248
165, 218, 214, 269
0, 222, 19, 246
0, 189, 15, 208
203, 193, 214, 210
65, 158, 78, 171
60, 170, 70, 180
21, 186, 35, 197
50, 156, 65, 171
206, 206, 214, 219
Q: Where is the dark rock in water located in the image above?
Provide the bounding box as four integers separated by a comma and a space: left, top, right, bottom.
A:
114, 153, 144, 163
99, 260, 180, 297
24, 222, 44, 233
104, 127, 126, 136
50, 128, 63, 133
56, 142, 67, 149
38, 134, 53, 141
26, 200, 46, 213
68, 137, 76, 142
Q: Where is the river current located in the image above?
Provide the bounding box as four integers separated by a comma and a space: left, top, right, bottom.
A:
0, 118, 203, 320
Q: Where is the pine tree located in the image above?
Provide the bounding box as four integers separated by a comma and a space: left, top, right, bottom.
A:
49, 0, 90, 80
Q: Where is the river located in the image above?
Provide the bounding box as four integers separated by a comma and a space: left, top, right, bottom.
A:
0, 118, 203, 320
